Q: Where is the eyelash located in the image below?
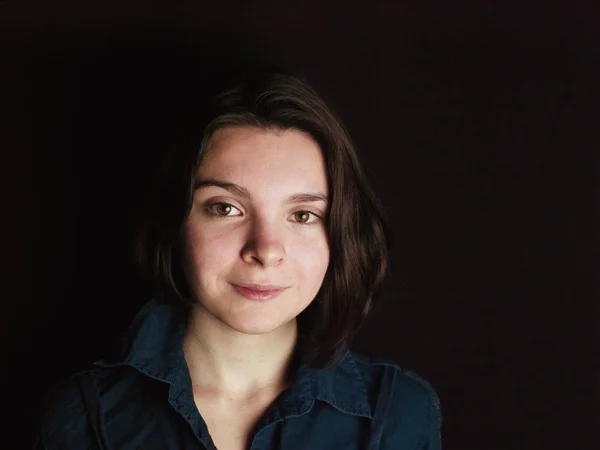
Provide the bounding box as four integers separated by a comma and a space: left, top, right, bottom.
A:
205, 202, 322, 226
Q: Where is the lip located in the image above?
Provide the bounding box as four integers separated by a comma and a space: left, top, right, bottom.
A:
231, 283, 289, 301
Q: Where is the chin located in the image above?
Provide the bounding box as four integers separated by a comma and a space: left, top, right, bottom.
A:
225, 316, 296, 336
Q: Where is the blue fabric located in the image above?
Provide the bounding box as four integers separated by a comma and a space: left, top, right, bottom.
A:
34, 298, 442, 449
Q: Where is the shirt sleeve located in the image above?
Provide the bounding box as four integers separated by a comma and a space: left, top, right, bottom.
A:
31, 428, 48, 450
421, 384, 442, 450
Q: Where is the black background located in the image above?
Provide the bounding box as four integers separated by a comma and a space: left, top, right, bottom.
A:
2, 2, 597, 449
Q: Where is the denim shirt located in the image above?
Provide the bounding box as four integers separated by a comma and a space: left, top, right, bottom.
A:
34, 298, 442, 450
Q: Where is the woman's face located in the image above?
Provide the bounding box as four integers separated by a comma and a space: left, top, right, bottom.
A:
182, 126, 330, 335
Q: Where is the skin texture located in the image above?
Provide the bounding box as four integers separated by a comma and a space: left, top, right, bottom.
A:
181, 125, 330, 400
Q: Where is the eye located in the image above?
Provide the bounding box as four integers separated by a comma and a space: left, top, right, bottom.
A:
206, 202, 242, 217
290, 211, 320, 225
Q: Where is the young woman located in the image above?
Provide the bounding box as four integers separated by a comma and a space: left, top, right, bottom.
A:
34, 69, 442, 449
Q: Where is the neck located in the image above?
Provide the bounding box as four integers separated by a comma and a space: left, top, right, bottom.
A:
183, 303, 297, 401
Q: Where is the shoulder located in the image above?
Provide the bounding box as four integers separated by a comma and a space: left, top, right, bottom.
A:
349, 351, 442, 448
351, 351, 439, 406
35, 366, 135, 449
35, 369, 93, 448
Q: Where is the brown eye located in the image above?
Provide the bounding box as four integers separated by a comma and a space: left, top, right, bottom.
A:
207, 203, 241, 217
295, 212, 310, 223
216, 204, 232, 215
292, 211, 318, 224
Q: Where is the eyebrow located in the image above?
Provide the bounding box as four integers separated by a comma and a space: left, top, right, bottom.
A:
194, 179, 328, 206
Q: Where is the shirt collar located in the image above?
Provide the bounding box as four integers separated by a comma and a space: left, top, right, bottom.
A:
95, 298, 372, 419
310, 351, 372, 419
94, 297, 187, 384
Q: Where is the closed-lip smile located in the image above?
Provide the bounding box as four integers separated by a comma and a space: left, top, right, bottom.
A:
231, 283, 289, 301
234, 283, 288, 291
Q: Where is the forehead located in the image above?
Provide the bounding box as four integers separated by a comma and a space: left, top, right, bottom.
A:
197, 126, 328, 191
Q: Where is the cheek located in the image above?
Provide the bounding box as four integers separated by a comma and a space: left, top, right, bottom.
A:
293, 237, 330, 285
183, 225, 241, 276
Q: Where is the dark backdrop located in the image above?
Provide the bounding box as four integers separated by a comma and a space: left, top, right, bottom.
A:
2, 2, 597, 449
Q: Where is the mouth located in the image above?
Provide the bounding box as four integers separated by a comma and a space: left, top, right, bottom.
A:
230, 283, 289, 302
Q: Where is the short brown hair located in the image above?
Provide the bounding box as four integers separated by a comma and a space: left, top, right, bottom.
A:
133, 68, 391, 369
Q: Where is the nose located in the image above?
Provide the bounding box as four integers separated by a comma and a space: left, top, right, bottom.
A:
240, 217, 286, 267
